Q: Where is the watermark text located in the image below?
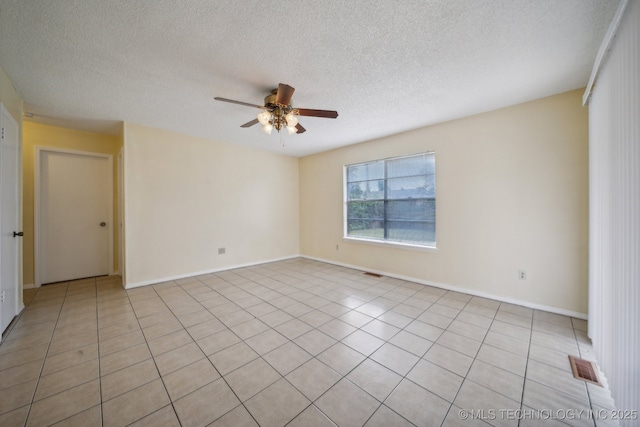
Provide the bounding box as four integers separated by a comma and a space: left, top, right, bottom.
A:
458, 408, 638, 422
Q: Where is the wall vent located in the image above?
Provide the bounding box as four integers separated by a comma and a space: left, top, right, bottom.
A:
568, 355, 603, 387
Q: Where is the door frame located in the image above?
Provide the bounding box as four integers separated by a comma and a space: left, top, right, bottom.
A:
34, 146, 114, 287
117, 147, 125, 283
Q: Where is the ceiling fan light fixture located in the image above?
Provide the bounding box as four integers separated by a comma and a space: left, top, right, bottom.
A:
257, 111, 272, 125
214, 83, 338, 137
285, 112, 298, 127
262, 123, 273, 135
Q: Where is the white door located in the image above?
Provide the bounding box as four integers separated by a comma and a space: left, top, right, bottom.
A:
1, 104, 21, 334
37, 149, 112, 285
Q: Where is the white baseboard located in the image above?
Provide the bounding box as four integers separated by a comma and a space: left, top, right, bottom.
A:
300, 255, 588, 320
122, 253, 587, 319
23, 277, 120, 290
124, 255, 301, 289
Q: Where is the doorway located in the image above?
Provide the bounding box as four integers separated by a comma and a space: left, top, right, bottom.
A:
35, 147, 113, 285
0, 103, 21, 335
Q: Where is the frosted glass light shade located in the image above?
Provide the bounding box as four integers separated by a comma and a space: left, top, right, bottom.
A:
257, 111, 272, 125
285, 112, 298, 127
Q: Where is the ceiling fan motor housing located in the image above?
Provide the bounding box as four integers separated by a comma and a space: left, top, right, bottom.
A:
264, 89, 288, 108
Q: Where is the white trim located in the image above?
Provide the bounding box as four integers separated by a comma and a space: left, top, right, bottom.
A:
343, 164, 347, 238
117, 147, 125, 285
22, 283, 35, 290
124, 255, 301, 289
34, 146, 114, 286
583, 0, 630, 105
301, 255, 588, 320
121, 250, 587, 319
343, 236, 438, 253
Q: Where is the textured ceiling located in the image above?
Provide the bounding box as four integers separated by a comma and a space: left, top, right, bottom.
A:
0, 0, 618, 157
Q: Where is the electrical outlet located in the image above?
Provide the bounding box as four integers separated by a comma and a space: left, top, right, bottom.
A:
518, 270, 527, 280
218, 248, 226, 255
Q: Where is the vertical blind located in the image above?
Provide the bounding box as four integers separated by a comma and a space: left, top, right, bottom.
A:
587, 0, 639, 418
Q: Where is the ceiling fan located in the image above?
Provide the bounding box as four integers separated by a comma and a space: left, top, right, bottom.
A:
214, 83, 338, 135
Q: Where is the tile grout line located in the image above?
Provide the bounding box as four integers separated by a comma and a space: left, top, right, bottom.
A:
518, 314, 595, 427
571, 318, 597, 427
434, 291, 533, 424
94, 280, 181, 426
279, 281, 407, 427
521, 318, 596, 421
438, 294, 492, 427
224, 274, 374, 426
193, 270, 350, 426
46, 278, 107, 426
97, 277, 177, 423
354, 283, 436, 427
21, 282, 69, 427
516, 307, 534, 427
198, 273, 399, 425
280, 280, 440, 426
345, 277, 495, 425
188, 276, 264, 426
93, 277, 105, 427
287, 275, 472, 425
138, 282, 186, 426
158, 275, 266, 426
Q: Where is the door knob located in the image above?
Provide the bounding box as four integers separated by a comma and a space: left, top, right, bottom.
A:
100, 222, 106, 227
13, 231, 24, 237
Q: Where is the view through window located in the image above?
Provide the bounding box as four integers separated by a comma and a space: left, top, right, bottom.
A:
345, 152, 436, 247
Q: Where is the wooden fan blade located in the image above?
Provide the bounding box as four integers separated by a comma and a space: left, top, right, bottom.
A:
275, 83, 295, 106
214, 97, 266, 109
296, 108, 339, 119
295, 123, 306, 134
240, 118, 259, 128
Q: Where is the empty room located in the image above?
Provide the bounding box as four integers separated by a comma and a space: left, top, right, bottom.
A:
0, 1, 638, 426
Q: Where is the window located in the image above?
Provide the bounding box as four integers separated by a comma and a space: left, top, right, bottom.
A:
345, 152, 436, 247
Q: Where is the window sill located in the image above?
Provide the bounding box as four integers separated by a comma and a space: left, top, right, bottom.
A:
342, 236, 438, 253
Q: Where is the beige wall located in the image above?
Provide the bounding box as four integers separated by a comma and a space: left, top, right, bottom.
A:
300, 89, 589, 314
123, 123, 300, 287
15, 88, 589, 315
22, 122, 121, 285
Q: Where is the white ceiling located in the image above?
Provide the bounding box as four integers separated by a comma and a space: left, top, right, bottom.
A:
0, 0, 618, 157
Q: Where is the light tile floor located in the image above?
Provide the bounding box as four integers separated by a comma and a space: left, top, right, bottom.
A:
0, 258, 619, 426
